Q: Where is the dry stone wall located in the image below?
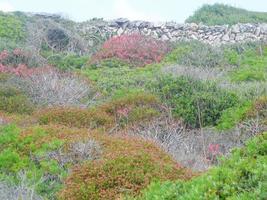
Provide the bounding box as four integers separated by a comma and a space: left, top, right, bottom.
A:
77, 18, 267, 45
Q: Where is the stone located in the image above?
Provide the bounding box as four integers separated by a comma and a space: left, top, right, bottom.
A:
161, 34, 169, 41
117, 28, 124, 36
114, 18, 129, 26
76, 18, 267, 45
231, 24, 240, 33
255, 27, 261, 36
260, 24, 267, 33
222, 34, 230, 41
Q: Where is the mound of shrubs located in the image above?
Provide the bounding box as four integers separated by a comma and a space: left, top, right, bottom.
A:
186, 3, 267, 25
132, 132, 267, 200
0, 12, 25, 41
164, 41, 226, 68
38, 92, 160, 129
152, 75, 239, 128
0, 125, 67, 199
0, 85, 33, 114
90, 34, 171, 67
58, 134, 191, 200
0, 64, 93, 107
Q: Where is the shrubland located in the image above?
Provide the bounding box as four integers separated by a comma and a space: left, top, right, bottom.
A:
90, 34, 171, 67
0, 11, 267, 200
130, 132, 267, 200
186, 3, 267, 25
0, 12, 25, 42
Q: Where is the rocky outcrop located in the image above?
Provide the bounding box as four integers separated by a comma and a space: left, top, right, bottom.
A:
77, 18, 267, 45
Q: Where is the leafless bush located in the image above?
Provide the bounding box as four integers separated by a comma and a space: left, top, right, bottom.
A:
0, 117, 7, 125
179, 42, 226, 68
0, 172, 43, 200
16, 67, 94, 107
162, 65, 226, 81
127, 115, 259, 171
34, 139, 102, 168
219, 81, 267, 100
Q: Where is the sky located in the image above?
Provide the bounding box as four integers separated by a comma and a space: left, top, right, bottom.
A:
0, 0, 266, 22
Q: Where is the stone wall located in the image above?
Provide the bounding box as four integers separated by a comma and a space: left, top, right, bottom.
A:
77, 18, 267, 45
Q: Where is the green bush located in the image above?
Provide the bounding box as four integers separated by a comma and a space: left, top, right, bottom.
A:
164, 41, 226, 68
0, 86, 34, 114
229, 44, 267, 82
151, 76, 239, 128
217, 101, 253, 130
41, 51, 88, 70
0, 125, 66, 198
186, 3, 267, 25
88, 58, 129, 69
0, 12, 25, 41
132, 132, 267, 200
82, 64, 159, 94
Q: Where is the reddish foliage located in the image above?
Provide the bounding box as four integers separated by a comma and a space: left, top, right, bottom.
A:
207, 143, 222, 164
0, 50, 9, 61
91, 34, 171, 67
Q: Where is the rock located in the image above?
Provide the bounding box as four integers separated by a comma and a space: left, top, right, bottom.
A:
161, 34, 169, 41
76, 18, 267, 45
114, 18, 129, 26
231, 24, 240, 33
117, 28, 124, 36
236, 34, 245, 41
260, 24, 267, 33
222, 34, 230, 41
255, 27, 261, 36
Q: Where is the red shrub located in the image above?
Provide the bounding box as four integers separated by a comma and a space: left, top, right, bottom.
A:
91, 34, 171, 67
0, 63, 33, 76
0, 49, 31, 67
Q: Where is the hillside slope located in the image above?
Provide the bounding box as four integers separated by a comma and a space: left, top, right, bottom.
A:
186, 3, 267, 25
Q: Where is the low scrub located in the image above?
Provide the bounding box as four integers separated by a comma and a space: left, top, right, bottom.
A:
186, 3, 267, 25
151, 75, 239, 128
82, 64, 159, 94
38, 107, 114, 129
1, 65, 93, 107
38, 92, 160, 129
217, 101, 253, 130
0, 125, 67, 199
90, 34, 171, 67
131, 132, 267, 200
58, 136, 190, 200
0, 13, 25, 41
0, 86, 33, 114
164, 41, 226, 68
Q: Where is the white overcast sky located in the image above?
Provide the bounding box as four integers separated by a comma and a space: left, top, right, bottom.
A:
0, 0, 266, 22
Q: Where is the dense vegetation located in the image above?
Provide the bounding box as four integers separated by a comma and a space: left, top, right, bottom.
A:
0, 6, 267, 200
131, 132, 267, 200
0, 12, 26, 42
186, 4, 267, 25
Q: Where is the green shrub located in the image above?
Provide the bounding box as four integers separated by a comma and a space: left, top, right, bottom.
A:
132, 132, 267, 200
0, 86, 34, 114
38, 107, 114, 129
229, 45, 267, 82
44, 52, 88, 70
88, 58, 129, 69
0, 12, 25, 41
217, 101, 253, 130
0, 125, 67, 198
164, 41, 226, 68
231, 66, 267, 82
59, 146, 188, 200
151, 76, 239, 128
38, 92, 160, 128
186, 3, 267, 25
82, 64, 159, 94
